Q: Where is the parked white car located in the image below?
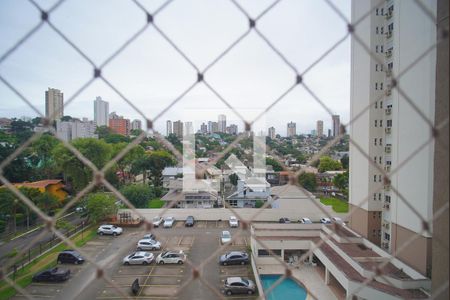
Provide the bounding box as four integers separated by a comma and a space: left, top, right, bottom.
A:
123, 252, 154, 265
299, 218, 312, 224
156, 250, 186, 265
331, 217, 345, 225
137, 239, 161, 251
221, 231, 232, 245
320, 217, 331, 224
163, 217, 175, 228
152, 216, 164, 227
97, 225, 123, 236
229, 216, 239, 228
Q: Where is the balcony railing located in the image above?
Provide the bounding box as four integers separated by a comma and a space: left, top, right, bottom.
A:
382, 222, 390, 230
385, 165, 391, 172
385, 12, 393, 20
385, 108, 392, 115
385, 51, 393, 58
386, 70, 392, 77
385, 127, 392, 134
382, 242, 390, 249
383, 203, 390, 210
384, 185, 391, 191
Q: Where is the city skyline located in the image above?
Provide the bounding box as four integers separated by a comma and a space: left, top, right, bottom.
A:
0, 0, 350, 136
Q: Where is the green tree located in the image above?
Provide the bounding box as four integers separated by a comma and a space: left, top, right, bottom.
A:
104, 134, 130, 144
333, 171, 349, 192
229, 173, 239, 186
298, 173, 317, 192
86, 193, 117, 223
318, 156, 342, 173
0, 189, 20, 233
29, 134, 60, 179
35, 192, 60, 214
112, 143, 145, 184
266, 158, 283, 172
53, 138, 113, 192
147, 150, 176, 186
95, 126, 114, 139
120, 184, 154, 208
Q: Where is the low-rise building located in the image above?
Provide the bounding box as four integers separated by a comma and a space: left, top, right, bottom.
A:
11, 179, 68, 201
161, 179, 219, 208
226, 178, 272, 208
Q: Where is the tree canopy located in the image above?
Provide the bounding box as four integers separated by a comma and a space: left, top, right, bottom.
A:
318, 156, 342, 173
298, 173, 317, 192
86, 193, 117, 223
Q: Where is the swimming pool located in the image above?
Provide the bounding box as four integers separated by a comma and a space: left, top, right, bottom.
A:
260, 274, 307, 300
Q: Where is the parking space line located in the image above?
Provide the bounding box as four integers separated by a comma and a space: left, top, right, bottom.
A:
137, 265, 155, 297
177, 236, 183, 246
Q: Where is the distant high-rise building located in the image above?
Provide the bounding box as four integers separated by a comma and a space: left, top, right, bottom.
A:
218, 114, 226, 133
93, 96, 109, 127
131, 119, 142, 131
166, 120, 172, 136
211, 122, 219, 134
173, 120, 183, 138
45, 88, 64, 121
108, 112, 130, 136
56, 119, 97, 142
311, 129, 316, 136
332, 115, 340, 137
287, 122, 296, 137
316, 120, 324, 137
184, 122, 194, 135
200, 123, 207, 134
350, 0, 438, 276
268, 127, 276, 139
328, 129, 332, 137
227, 124, 238, 135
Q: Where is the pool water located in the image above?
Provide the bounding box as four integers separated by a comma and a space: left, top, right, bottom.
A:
260, 275, 307, 300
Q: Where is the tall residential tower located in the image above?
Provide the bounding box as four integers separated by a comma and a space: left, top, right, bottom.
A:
94, 96, 109, 127
45, 88, 64, 121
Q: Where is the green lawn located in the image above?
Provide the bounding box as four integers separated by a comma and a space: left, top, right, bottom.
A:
320, 197, 349, 213
148, 198, 165, 208
0, 226, 96, 300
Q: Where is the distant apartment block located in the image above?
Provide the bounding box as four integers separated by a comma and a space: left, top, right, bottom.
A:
218, 114, 226, 133
332, 115, 340, 137
45, 88, 63, 121
109, 112, 130, 136
350, 0, 437, 276
200, 122, 207, 134
173, 120, 183, 138
131, 119, 142, 131
316, 120, 324, 137
287, 121, 296, 137
268, 126, 276, 139
93, 96, 109, 127
56, 118, 98, 142
227, 124, 238, 135
166, 120, 172, 136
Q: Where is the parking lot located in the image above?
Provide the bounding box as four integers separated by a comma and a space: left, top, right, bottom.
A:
11, 220, 258, 300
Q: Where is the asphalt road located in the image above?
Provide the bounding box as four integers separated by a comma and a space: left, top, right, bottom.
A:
0, 212, 85, 265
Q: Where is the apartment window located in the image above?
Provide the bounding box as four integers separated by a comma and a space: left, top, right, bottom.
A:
374, 156, 377, 163
380, 101, 383, 108
380, 26, 384, 34
376, 27, 379, 34
375, 82, 378, 90
374, 138, 377, 145
380, 64, 384, 71
375, 101, 378, 108
373, 193, 377, 200
380, 45, 384, 53
386, 160, 392, 165
380, 82, 383, 90
379, 175, 382, 182
385, 195, 391, 203
387, 119, 392, 127
378, 212, 382, 217
388, 23, 394, 32
373, 229, 377, 236
376, 8, 379, 15
375, 64, 378, 71
378, 194, 382, 201
378, 230, 382, 236
381, 8, 384, 15
380, 120, 383, 127
375, 45, 378, 53
375, 120, 378, 127
374, 175, 377, 182
384, 233, 391, 241
388, 62, 393, 70
379, 157, 382, 164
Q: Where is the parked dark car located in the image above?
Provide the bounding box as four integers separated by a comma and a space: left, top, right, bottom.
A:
57, 250, 84, 264
32, 267, 70, 282
185, 216, 195, 227
219, 251, 249, 266
279, 217, 291, 223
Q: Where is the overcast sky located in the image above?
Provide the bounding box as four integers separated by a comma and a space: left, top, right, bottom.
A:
0, 0, 351, 136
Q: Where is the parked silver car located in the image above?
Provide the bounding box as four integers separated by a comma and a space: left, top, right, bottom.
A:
137, 239, 161, 251
163, 217, 175, 228
152, 216, 164, 227
97, 225, 123, 236
123, 252, 154, 265
156, 250, 186, 265
220, 231, 232, 245
223, 277, 256, 295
